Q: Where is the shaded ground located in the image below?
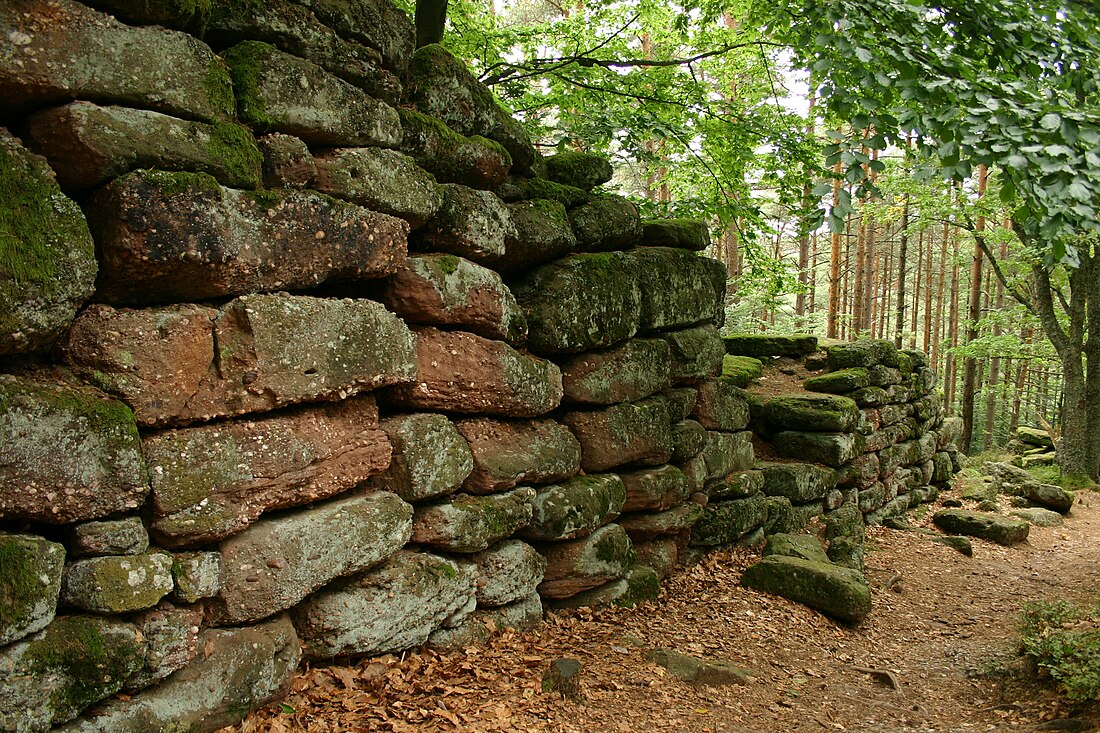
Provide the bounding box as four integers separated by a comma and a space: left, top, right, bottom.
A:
227, 489, 1100, 733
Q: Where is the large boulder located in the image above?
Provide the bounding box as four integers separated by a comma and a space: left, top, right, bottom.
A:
740, 555, 871, 624
292, 551, 475, 658
385, 327, 563, 417
54, 615, 301, 733
932, 509, 1030, 546
0, 378, 148, 524
23, 102, 262, 191
0, 615, 145, 731
758, 394, 860, 433
296, 0, 415, 74
559, 338, 671, 405
631, 248, 723, 332
0, 533, 65, 647
208, 491, 413, 625
1016, 426, 1054, 449
523, 474, 626, 541
0, 0, 233, 122
145, 397, 393, 547
66, 295, 417, 427
87, 171, 408, 304
562, 397, 673, 472
513, 252, 641, 354
379, 254, 528, 344
456, 418, 581, 493
410, 488, 536, 553
723, 334, 818, 358
0, 129, 97, 355
223, 41, 400, 147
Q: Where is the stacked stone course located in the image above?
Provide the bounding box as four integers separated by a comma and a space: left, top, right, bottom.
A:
0, 1, 747, 729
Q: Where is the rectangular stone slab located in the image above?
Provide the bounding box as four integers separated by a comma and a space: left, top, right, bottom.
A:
65, 294, 417, 427
86, 170, 409, 305
145, 396, 393, 548
0, 0, 233, 122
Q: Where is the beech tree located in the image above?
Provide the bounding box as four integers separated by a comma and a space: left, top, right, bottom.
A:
763, 0, 1100, 483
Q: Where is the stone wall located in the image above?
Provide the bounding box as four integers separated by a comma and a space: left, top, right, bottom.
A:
691, 334, 963, 552
0, 2, 738, 730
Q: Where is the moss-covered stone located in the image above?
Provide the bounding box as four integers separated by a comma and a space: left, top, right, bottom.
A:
398, 108, 512, 189
671, 419, 708, 462
641, 218, 711, 251
690, 494, 768, 546
457, 418, 581, 494
764, 533, 830, 563
630, 247, 723, 332
0, 533, 65, 647
70, 517, 149, 557
223, 41, 400, 146
620, 464, 692, 512
758, 461, 838, 503
618, 503, 704, 540
60, 551, 174, 614
538, 523, 634, 598
759, 394, 860, 433
932, 509, 1030, 546
848, 386, 891, 407
170, 551, 221, 604
803, 368, 871, 394
544, 151, 614, 190
506, 177, 590, 208
524, 474, 627, 541
645, 648, 753, 686
0, 615, 144, 731
658, 324, 727, 383
545, 565, 660, 610
0, 129, 97, 355
708, 469, 765, 500
514, 252, 642, 354
471, 540, 547, 607
773, 431, 861, 467
826, 340, 898, 369
0, 377, 148, 524
375, 413, 474, 502
569, 194, 642, 252
723, 333, 818, 358
313, 147, 443, 228
560, 338, 672, 405
698, 430, 755, 486
411, 487, 536, 553
562, 397, 674, 472
721, 355, 764, 387
740, 555, 871, 623
499, 198, 577, 274
691, 380, 751, 432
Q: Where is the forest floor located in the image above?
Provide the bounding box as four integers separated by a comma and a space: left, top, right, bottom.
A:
226, 488, 1100, 733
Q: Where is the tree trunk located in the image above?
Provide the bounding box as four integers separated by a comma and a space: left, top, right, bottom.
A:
960, 165, 988, 453
893, 194, 910, 348
827, 162, 843, 338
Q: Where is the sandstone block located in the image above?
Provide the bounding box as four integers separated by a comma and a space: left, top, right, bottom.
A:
773, 431, 861, 467
544, 151, 613, 190
385, 327, 563, 417
803, 367, 871, 394
826, 340, 898, 369
292, 550, 475, 658
373, 413, 473, 502
641, 219, 711, 250
79, 0, 209, 31
740, 555, 871, 624
764, 533, 830, 564
399, 109, 512, 189
671, 420, 708, 463
428, 593, 543, 649
170, 552, 221, 603
415, 184, 516, 263
569, 195, 642, 252
524, 474, 627, 541
562, 397, 673, 472
0, 129, 97, 355
456, 418, 581, 493
620, 464, 692, 512
723, 333, 818, 358
297, 0, 415, 73
53, 615, 300, 733
313, 147, 443, 228
663, 387, 700, 422
0, 0, 233, 122
23, 102, 262, 191
0, 378, 147, 524
690, 379, 750, 431
0, 615, 144, 731
124, 605, 203, 691
633, 538, 679, 579
146, 397, 391, 547
545, 566, 659, 610
656, 324, 726, 384
513, 252, 642, 354
87, 171, 409, 304
208, 491, 412, 625
721, 355, 764, 387
406, 44, 536, 174
698, 430, 755, 485
497, 176, 589, 207
0, 533, 65, 647
690, 494, 768, 546
224, 41, 400, 146
618, 503, 704, 540
411, 487, 536, 553
538, 524, 634, 599
631, 247, 723, 332
470, 540, 547, 607
708, 469, 766, 500
60, 552, 174, 614
932, 509, 1030, 546
380, 254, 528, 343
257, 133, 316, 188
204, 0, 402, 103
70, 518, 148, 557
498, 199, 577, 274
560, 338, 671, 405
758, 461, 838, 504
759, 394, 860, 433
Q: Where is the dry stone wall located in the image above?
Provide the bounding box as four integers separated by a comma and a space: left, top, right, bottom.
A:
0, 2, 739, 730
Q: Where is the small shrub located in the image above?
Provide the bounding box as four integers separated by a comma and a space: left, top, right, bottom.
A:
1020, 599, 1100, 702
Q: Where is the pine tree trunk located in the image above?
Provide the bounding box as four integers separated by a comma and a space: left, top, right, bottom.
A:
893, 194, 910, 348
960, 165, 988, 453
827, 163, 843, 338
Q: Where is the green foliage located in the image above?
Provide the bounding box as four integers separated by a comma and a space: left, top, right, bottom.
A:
762, 0, 1100, 263
1020, 599, 1100, 702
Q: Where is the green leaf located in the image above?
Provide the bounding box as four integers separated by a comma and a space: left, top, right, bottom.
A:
1039, 112, 1061, 131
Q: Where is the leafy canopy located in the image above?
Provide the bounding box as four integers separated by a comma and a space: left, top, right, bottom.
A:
759, 0, 1100, 263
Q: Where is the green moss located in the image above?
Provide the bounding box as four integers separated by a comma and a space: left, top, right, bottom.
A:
0, 538, 39, 630
522, 178, 589, 208
720, 354, 764, 387
615, 566, 660, 609
803, 367, 871, 394
208, 123, 262, 189
223, 41, 277, 129
244, 188, 283, 210
136, 169, 222, 198
203, 57, 236, 120
0, 382, 140, 449
436, 254, 461, 276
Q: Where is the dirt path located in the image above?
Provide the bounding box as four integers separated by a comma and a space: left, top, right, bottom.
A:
230, 491, 1100, 733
